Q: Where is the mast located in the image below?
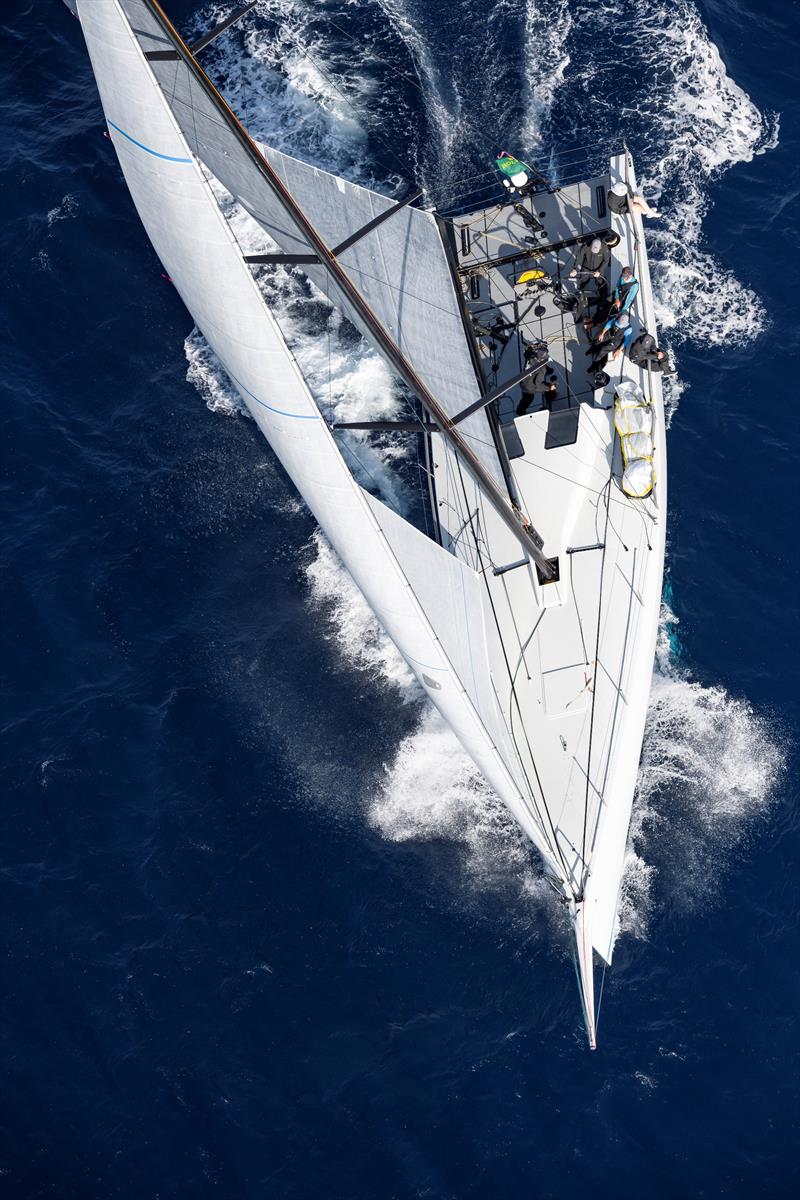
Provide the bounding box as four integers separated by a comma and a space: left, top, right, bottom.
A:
140, 0, 554, 579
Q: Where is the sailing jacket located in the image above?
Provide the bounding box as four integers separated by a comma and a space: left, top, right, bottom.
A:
574, 242, 610, 275
597, 320, 633, 356
629, 333, 663, 368
521, 363, 555, 395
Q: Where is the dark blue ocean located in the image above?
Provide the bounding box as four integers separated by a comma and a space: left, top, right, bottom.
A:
2, 0, 799, 1194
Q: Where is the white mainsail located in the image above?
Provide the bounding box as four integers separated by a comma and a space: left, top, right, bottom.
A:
71, 0, 668, 1047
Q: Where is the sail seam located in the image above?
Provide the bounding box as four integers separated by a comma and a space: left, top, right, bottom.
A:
230, 372, 319, 421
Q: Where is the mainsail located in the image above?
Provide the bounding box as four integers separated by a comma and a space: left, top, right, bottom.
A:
70, 0, 669, 1048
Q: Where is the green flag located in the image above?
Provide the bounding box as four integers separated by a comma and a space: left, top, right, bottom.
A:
495, 151, 531, 181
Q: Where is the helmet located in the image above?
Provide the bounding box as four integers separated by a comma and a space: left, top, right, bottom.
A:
590, 238, 602, 253
616, 313, 630, 328
611, 181, 628, 196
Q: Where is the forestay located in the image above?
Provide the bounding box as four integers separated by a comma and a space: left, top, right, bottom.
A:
114, 0, 504, 485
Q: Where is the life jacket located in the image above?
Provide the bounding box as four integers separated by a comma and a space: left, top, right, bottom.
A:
614, 277, 639, 310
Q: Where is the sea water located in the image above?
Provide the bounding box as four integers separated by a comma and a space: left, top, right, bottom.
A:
1, 0, 798, 1195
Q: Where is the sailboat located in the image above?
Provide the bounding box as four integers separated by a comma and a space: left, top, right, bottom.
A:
64, 0, 667, 1047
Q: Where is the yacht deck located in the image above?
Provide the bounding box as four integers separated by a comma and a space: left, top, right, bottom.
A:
427, 154, 667, 953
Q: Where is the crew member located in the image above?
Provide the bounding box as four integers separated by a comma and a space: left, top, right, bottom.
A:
629, 331, 675, 373
570, 237, 610, 280
516, 342, 557, 416
495, 150, 547, 196
586, 312, 632, 372
611, 266, 639, 314
607, 180, 660, 219
575, 278, 607, 336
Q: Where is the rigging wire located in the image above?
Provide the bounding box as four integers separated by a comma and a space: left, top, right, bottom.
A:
309, 4, 609, 200
206, 5, 608, 219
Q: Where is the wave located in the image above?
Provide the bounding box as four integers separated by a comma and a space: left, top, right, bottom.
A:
185, 327, 251, 418
520, 0, 573, 150
625, 602, 785, 931
310, 570, 784, 945
304, 530, 419, 698
195, 1, 371, 177
47, 191, 79, 227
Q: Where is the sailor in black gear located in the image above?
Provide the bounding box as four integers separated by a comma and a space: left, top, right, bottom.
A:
523, 340, 550, 368
570, 239, 610, 336
570, 237, 610, 281
586, 313, 630, 372
629, 331, 675, 373
575, 277, 611, 335
516, 342, 557, 416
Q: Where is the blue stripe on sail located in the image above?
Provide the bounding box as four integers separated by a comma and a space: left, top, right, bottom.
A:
406, 655, 447, 672
107, 120, 192, 163
230, 373, 320, 421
